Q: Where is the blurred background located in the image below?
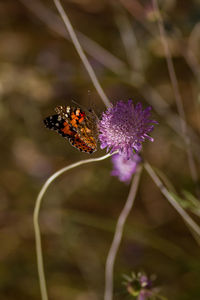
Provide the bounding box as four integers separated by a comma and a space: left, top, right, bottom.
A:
1, 0, 200, 299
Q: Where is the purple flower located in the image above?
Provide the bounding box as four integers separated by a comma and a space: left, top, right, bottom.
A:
111, 153, 141, 183
138, 274, 153, 300
123, 272, 158, 300
99, 100, 157, 159
138, 290, 153, 300
139, 274, 152, 289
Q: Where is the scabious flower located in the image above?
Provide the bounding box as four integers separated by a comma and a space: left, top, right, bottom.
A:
123, 272, 159, 300
137, 274, 153, 300
99, 100, 157, 159
111, 153, 141, 183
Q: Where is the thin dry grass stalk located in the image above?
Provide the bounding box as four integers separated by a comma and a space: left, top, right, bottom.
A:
104, 166, 142, 300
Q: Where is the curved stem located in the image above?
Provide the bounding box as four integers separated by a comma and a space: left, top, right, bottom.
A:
53, 0, 111, 108
34, 153, 113, 300
104, 165, 143, 300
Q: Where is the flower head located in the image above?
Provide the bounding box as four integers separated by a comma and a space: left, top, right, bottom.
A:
111, 153, 141, 183
99, 100, 157, 159
123, 272, 158, 300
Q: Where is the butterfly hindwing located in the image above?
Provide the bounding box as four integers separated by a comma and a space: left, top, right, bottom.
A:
69, 134, 94, 154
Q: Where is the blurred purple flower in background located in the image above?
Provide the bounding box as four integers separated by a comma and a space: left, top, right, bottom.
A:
123, 272, 160, 300
111, 153, 141, 183
99, 100, 157, 159
138, 273, 153, 300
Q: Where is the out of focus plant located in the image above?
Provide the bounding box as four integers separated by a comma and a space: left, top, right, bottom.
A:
123, 272, 166, 300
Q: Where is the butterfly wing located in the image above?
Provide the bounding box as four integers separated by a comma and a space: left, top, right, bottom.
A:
44, 114, 95, 153
44, 115, 75, 138
54, 106, 98, 152
69, 133, 95, 154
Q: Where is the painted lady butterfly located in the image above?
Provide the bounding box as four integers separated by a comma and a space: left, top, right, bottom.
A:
44, 105, 98, 153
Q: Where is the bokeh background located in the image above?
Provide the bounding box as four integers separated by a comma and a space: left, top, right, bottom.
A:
1, 0, 200, 299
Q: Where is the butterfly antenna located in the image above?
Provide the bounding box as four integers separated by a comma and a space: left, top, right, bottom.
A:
71, 98, 95, 115
71, 99, 81, 107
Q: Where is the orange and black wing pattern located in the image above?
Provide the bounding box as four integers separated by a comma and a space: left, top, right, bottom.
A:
44, 105, 98, 154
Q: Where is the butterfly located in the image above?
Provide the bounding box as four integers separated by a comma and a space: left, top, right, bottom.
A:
44, 105, 98, 153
